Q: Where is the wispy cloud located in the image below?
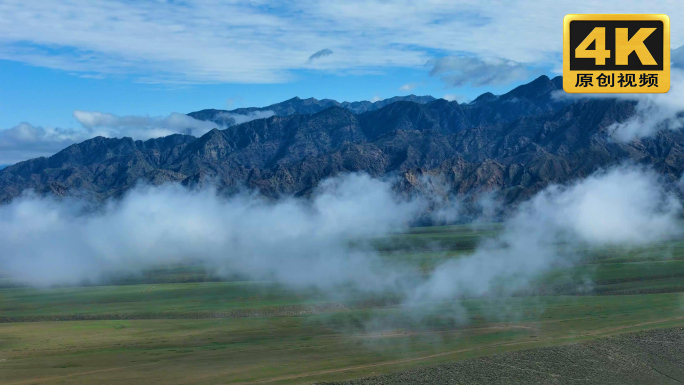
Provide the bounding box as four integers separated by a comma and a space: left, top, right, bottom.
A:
399, 82, 419, 92
594, 47, 684, 142
0, 107, 286, 165
429, 56, 537, 87
0, 111, 223, 165
443, 94, 467, 103
606, 69, 684, 142
412, 164, 682, 302
1, 1, 682, 84
549, 46, 684, 142
72, 111, 218, 139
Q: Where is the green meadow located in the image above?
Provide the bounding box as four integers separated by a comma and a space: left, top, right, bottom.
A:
1, 225, 683, 384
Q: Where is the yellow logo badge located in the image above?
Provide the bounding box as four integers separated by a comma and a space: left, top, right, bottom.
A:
563, 14, 670, 93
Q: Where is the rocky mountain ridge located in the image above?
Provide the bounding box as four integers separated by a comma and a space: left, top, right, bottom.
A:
188, 95, 436, 126
2, 75, 680, 207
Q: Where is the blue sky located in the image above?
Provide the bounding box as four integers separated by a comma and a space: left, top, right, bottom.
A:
0, 1, 683, 165
0, 57, 548, 130
0, 61, 523, 129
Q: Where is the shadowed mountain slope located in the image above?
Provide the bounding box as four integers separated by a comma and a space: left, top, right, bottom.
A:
2, 75, 682, 205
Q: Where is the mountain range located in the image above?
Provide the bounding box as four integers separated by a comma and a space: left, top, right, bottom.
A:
188, 95, 436, 126
1, 75, 681, 206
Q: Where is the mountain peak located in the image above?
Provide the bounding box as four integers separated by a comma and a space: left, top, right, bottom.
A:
472, 92, 497, 103
188, 95, 437, 127
503, 75, 557, 100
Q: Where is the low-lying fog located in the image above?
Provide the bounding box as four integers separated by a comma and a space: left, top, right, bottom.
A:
1, 164, 681, 310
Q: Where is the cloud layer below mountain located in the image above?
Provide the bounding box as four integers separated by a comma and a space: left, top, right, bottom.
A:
1, 166, 680, 320
412, 165, 683, 303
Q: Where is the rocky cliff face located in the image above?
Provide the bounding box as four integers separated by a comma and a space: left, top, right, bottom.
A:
1, 75, 680, 205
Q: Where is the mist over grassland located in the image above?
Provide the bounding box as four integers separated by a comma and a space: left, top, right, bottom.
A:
1, 163, 681, 317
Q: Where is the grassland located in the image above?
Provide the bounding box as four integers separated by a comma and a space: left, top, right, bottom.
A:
1, 225, 683, 384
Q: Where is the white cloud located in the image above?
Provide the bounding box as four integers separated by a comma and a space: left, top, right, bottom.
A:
607, 67, 684, 142
1, 1, 682, 83
399, 83, 418, 92
412, 165, 682, 302
0, 111, 224, 165
443, 94, 468, 103
527, 165, 682, 245
2, 165, 680, 316
72, 111, 218, 139
553, 46, 684, 143
549, 46, 684, 142
214, 110, 275, 126
0, 173, 423, 288
0, 123, 82, 164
